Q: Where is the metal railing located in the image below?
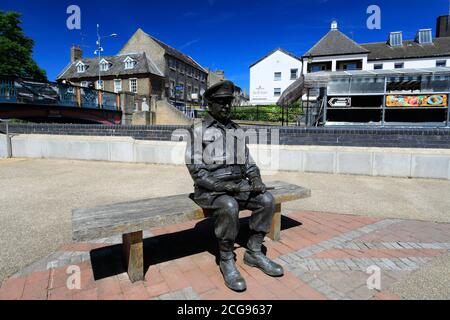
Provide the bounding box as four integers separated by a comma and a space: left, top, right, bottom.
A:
0, 76, 120, 111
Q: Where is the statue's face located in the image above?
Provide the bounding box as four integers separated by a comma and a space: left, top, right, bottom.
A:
208, 97, 234, 123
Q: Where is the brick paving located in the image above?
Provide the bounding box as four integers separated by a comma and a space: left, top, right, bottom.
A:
1, 210, 450, 300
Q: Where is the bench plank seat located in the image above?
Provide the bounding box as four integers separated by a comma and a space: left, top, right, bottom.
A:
72, 181, 311, 282
73, 181, 310, 242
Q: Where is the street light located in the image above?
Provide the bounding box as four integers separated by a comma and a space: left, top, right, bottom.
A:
94, 24, 117, 90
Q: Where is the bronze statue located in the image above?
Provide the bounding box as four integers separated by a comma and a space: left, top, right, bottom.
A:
185, 80, 284, 292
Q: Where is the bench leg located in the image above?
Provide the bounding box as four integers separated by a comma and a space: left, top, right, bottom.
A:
122, 231, 144, 283
268, 203, 282, 241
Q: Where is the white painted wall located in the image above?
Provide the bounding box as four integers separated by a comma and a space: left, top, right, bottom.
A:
366, 56, 450, 70
7, 134, 450, 180
250, 50, 303, 105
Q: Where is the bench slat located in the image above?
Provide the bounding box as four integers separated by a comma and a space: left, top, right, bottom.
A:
72, 181, 311, 242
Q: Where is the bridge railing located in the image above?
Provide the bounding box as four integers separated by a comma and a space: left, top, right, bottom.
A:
0, 76, 120, 111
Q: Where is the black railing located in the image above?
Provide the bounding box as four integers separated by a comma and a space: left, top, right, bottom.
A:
0, 76, 120, 111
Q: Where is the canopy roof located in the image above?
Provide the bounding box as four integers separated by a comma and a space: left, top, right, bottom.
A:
277, 67, 450, 106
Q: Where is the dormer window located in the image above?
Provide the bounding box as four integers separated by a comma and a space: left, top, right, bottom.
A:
389, 32, 403, 47
124, 56, 136, 69
417, 29, 433, 44
99, 59, 110, 72
76, 61, 86, 73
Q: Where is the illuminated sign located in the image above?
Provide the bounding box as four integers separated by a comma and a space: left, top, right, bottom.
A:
386, 95, 448, 107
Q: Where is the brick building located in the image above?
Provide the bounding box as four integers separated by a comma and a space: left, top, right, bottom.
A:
57, 28, 208, 109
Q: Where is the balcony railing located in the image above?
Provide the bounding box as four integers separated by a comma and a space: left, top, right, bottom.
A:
0, 76, 120, 111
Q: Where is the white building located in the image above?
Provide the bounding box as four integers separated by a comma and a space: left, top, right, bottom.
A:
250, 17, 450, 105
302, 21, 450, 75
249, 48, 302, 105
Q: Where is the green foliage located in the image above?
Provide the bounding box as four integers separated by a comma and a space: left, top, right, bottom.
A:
197, 103, 303, 123
231, 103, 302, 123
0, 11, 47, 81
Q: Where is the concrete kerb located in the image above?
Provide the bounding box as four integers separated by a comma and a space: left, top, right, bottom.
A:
7, 134, 450, 180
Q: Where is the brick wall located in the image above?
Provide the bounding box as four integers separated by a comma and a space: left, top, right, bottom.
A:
1, 124, 450, 149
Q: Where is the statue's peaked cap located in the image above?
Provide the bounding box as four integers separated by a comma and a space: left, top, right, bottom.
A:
203, 80, 235, 102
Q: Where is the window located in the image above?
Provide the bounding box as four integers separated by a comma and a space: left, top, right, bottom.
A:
114, 79, 122, 93
193, 87, 199, 94
177, 83, 184, 95
274, 88, 281, 97
394, 62, 404, 69
169, 58, 176, 69
100, 59, 110, 72
81, 81, 89, 88
389, 32, 403, 47
290, 69, 298, 80
170, 80, 175, 97
417, 29, 432, 44
436, 60, 447, 67
96, 80, 104, 90
76, 62, 86, 73
124, 57, 136, 69
274, 72, 282, 81
187, 85, 192, 99
179, 63, 185, 74
374, 64, 383, 70
129, 78, 138, 93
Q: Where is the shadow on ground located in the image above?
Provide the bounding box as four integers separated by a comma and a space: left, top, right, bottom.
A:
89, 215, 301, 281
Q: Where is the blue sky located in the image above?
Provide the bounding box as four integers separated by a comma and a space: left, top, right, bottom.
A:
1, 0, 449, 91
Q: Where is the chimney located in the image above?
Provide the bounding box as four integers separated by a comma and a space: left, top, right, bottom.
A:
436, 15, 450, 38
70, 45, 83, 63
331, 20, 338, 30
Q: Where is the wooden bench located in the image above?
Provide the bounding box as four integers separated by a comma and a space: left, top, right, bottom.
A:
72, 181, 311, 283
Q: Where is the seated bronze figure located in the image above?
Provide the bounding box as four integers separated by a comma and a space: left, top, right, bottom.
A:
185, 80, 284, 292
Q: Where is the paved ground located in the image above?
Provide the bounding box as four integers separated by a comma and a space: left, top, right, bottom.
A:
0, 158, 449, 299
1, 210, 449, 300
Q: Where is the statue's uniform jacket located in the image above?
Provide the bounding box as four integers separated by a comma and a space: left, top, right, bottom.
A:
185, 113, 261, 208
185, 113, 276, 255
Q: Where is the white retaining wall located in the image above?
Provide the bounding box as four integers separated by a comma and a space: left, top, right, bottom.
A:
6, 134, 450, 180
0, 134, 6, 158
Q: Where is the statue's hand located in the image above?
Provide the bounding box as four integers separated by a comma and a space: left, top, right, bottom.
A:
250, 177, 266, 194
214, 181, 240, 193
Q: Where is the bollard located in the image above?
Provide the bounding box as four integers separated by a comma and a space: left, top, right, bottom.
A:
1, 120, 12, 158
6, 121, 12, 158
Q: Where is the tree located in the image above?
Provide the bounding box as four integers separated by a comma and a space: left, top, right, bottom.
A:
0, 11, 47, 81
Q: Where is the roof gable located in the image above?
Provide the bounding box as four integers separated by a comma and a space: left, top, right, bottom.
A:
303, 30, 369, 57
250, 48, 301, 68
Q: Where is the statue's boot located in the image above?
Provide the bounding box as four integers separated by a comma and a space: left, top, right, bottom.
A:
244, 232, 284, 277
219, 251, 247, 292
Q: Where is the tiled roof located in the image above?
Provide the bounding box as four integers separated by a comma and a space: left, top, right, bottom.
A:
361, 37, 450, 61
249, 48, 301, 68
57, 52, 163, 80
144, 31, 207, 73
303, 30, 369, 57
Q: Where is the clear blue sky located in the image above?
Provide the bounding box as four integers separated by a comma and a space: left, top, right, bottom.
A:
1, 0, 449, 91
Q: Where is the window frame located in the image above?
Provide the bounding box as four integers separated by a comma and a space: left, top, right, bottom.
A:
113, 79, 122, 93
129, 78, 138, 93
436, 60, 447, 67
290, 69, 298, 80
274, 72, 282, 81
274, 88, 282, 97
394, 62, 404, 69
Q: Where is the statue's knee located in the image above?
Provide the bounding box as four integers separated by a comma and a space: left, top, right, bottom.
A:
260, 192, 275, 209
216, 197, 239, 215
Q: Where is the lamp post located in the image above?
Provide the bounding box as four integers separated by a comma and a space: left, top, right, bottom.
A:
94, 24, 117, 90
